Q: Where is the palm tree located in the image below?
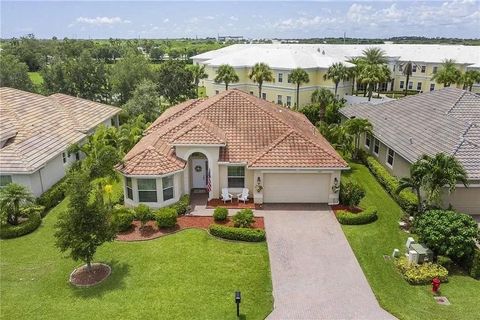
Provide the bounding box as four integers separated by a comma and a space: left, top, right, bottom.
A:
346, 57, 363, 95
362, 47, 388, 65
400, 61, 416, 96
461, 70, 480, 91
431, 59, 462, 88
0, 183, 33, 225
343, 118, 373, 160
288, 68, 309, 110
119, 115, 147, 154
214, 64, 239, 90
248, 62, 274, 98
358, 63, 382, 101
323, 62, 348, 98
396, 161, 429, 214
377, 64, 392, 98
187, 63, 207, 98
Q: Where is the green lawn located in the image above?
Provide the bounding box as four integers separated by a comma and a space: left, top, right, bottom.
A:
342, 162, 480, 320
28, 72, 43, 85
0, 198, 273, 320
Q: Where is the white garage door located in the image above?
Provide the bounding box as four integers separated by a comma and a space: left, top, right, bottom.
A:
263, 173, 330, 203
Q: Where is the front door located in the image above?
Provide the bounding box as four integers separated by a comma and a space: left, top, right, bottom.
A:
192, 159, 207, 189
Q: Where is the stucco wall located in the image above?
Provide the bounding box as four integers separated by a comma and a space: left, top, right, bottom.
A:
442, 186, 480, 216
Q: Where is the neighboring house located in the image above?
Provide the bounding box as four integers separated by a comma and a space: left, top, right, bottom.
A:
116, 89, 348, 208
340, 88, 480, 215
0, 87, 121, 197
193, 44, 480, 107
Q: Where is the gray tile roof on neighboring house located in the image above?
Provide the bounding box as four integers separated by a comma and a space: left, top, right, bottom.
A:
340, 88, 480, 180
0, 87, 121, 174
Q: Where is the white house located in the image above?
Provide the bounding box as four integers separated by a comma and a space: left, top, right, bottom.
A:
0, 87, 121, 196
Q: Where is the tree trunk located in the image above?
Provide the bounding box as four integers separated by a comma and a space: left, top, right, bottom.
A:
86, 260, 92, 273
296, 84, 300, 110
469, 84, 473, 91
351, 77, 355, 95
258, 83, 262, 98
195, 81, 199, 98
405, 74, 409, 96
225, 83, 228, 90
377, 83, 380, 98
334, 82, 338, 98
368, 84, 373, 101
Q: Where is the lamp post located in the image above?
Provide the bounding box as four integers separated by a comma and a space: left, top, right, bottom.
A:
235, 291, 241, 317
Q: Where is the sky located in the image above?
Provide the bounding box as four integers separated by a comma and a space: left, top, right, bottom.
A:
1, 1, 479, 39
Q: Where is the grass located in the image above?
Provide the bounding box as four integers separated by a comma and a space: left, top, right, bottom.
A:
28, 72, 43, 85
342, 161, 480, 320
0, 198, 273, 319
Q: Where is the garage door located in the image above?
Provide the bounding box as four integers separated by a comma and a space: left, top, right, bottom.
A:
263, 173, 330, 203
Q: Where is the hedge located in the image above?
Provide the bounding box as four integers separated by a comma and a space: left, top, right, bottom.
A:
470, 249, 480, 279
209, 224, 266, 242
364, 155, 417, 214
36, 178, 67, 215
155, 207, 177, 228
395, 257, 448, 285
0, 212, 42, 239
337, 207, 378, 225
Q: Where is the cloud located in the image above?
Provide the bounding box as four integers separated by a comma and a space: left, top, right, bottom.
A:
163, 18, 169, 23
75, 16, 131, 26
229, 16, 239, 21
273, 16, 338, 30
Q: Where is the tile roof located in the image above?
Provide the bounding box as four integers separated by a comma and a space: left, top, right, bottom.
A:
119, 89, 347, 175
340, 88, 480, 180
0, 87, 121, 174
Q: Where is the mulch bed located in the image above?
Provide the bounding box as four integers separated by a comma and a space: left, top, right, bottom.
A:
69, 263, 111, 287
330, 204, 363, 215
206, 198, 260, 209
116, 215, 265, 242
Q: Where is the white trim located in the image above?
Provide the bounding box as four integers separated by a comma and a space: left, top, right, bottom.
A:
172, 143, 225, 147
365, 133, 371, 149
373, 138, 380, 157
122, 169, 184, 179
252, 167, 349, 171
386, 147, 395, 168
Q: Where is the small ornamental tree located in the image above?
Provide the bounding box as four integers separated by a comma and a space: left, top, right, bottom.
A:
339, 180, 366, 208
54, 170, 116, 272
414, 210, 479, 261
0, 183, 33, 225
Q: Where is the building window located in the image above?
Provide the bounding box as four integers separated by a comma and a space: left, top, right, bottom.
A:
287, 74, 292, 83
75, 152, 80, 161
249, 91, 253, 95
365, 134, 371, 148
286, 96, 292, 107
278, 73, 283, 83
277, 95, 282, 104
137, 179, 157, 202
408, 81, 413, 90
433, 66, 438, 74
421, 66, 426, 73
62, 152, 67, 164
412, 65, 417, 72
417, 82, 422, 91
386, 148, 395, 167
227, 166, 245, 188
110, 117, 116, 126
430, 83, 435, 91
262, 92, 266, 100
126, 177, 133, 200
215, 90, 219, 95
162, 175, 174, 201
0, 175, 12, 188
399, 81, 404, 89
373, 139, 380, 156
399, 65, 403, 72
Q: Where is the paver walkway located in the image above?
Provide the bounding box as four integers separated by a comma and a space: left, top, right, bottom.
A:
263, 204, 395, 320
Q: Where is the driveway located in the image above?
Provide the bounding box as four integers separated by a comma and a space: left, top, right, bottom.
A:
263, 204, 395, 320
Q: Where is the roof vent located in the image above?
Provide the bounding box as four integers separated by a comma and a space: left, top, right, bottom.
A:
409, 137, 413, 144
322, 50, 325, 55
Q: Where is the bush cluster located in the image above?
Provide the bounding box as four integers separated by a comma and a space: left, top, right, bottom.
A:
469, 249, 480, 279
436, 255, 454, 271
339, 180, 365, 207
112, 206, 135, 232
20, 204, 46, 218
170, 194, 190, 215
0, 212, 42, 239
232, 209, 254, 228
209, 224, 266, 242
395, 257, 448, 285
36, 179, 67, 215
134, 204, 153, 227
336, 207, 378, 225
213, 207, 228, 222
155, 207, 177, 228
364, 155, 417, 214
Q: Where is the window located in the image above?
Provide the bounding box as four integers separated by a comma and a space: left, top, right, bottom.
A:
137, 179, 157, 202
277, 95, 282, 105
262, 92, 266, 100
249, 91, 254, 95
373, 139, 380, 156
227, 166, 245, 188
162, 175, 174, 201
421, 66, 426, 73
75, 152, 80, 161
430, 83, 435, 91
126, 177, 133, 200
433, 66, 438, 74
365, 134, 371, 148
62, 152, 67, 164
110, 117, 116, 126
408, 81, 413, 90
215, 90, 219, 95
412, 65, 417, 72
417, 82, 422, 91
278, 73, 283, 83
286, 96, 292, 107
0, 175, 12, 188
399, 81, 404, 89
287, 74, 292, 83
386, 148, 395, 167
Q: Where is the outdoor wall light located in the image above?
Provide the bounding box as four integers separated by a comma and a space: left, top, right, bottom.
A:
257, 177, 261, 185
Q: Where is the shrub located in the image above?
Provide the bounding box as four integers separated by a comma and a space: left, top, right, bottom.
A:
436, 255, 454, 271
414, 210, 479, 261
469, 249, 480, 279
112, 206, 135, 232
395, 257, 448, 285
337, 207, 378, 225
170, 194, 190, 215
36, 178, 67, 215
0, 212, 42, 239
20, 204, 45, 218
232, 209, 254, 228
209, 224, 266, 242
339, 180, 365, 207
154, 207, 177, 228
134, 204, 152, 229
213, 207, 228, 222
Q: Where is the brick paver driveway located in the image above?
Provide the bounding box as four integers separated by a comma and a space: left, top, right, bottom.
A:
263, 204, 395, 320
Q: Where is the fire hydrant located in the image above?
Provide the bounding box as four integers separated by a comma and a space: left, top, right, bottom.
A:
432, 277, 441, 294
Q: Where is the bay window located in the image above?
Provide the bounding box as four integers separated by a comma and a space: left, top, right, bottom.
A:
162, 175, 174, 201
137, 179, 157, 202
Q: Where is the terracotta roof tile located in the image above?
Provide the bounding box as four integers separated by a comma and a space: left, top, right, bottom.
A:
170, 117, 227, 145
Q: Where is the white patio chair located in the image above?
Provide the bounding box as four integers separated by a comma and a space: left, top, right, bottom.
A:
221, 188, 233, 203
237, 188, 249, 203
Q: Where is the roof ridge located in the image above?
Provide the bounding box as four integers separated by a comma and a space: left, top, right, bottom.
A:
146, 99, 201, 134
169, 117, 226, 144
446, 90, 466, 116
48, 95, 84, 132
